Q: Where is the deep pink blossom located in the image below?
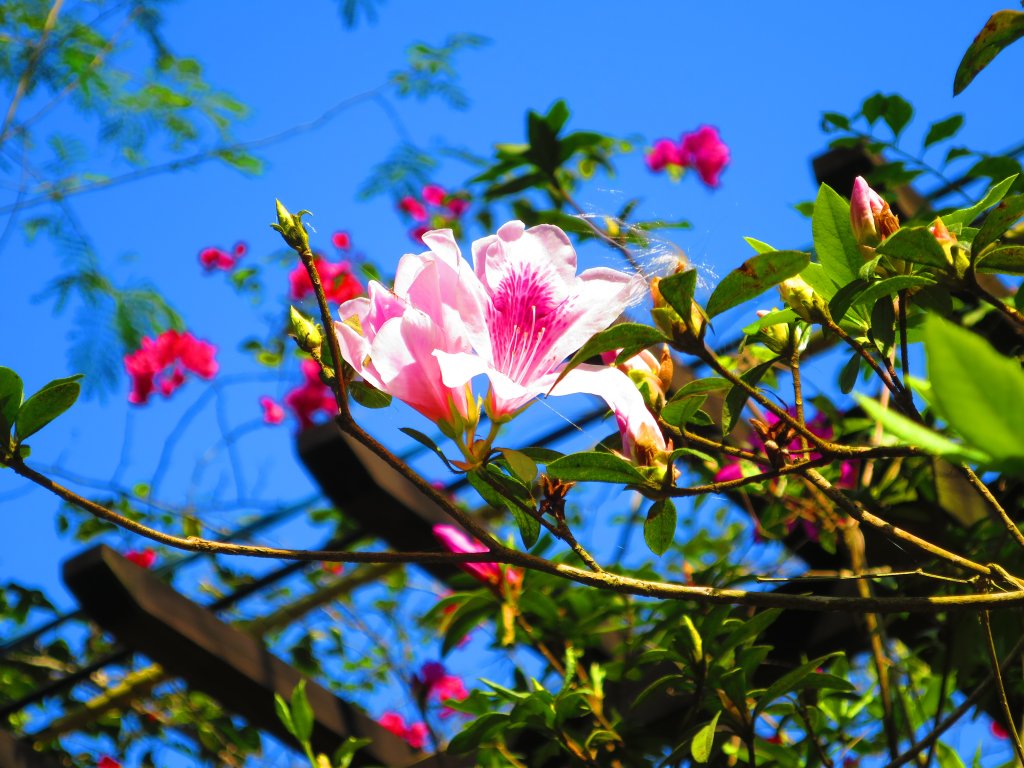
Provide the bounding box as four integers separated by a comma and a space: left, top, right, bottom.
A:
199, 242, 246, 271
680, 126, 729, 188
645, 138, 684, 172
124, 549, 156, 569
98, 758, 121, 768
421, 184, 447, 206
378, 712, 428, 750
412, 661, 469, 718
124, 330, 218, 405
446, 197, 469, 216
288, 258, 362, 305
284, 359, 337, 429
331, 230, 352, 251
433, 524, 522, 588
399, 196, 429, 222
259, 396, 285, 425
850, 176, 887, 246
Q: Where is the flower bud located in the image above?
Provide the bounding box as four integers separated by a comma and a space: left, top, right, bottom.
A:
650, 275, 707, 353
850, 177, 899, 248
289, 306, 323, 355
754, 309, 792, 354
779, 275, 831, 324
930, 217, 970, 278
271, 199, 312, 253
603, 348, 667, 413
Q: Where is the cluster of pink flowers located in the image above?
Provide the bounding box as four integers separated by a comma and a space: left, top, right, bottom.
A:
124, 330, 218, 405
645, 125, 730, 188
413, 660, 469, 717
283, 359, 336, 429
199, 241, 247, 272
288, 258, 362, 305
433, 524, 522, 589
398, 184, 470, 242
378, 711, 428, 750
335, 221, 663, 461
124, 549, 157, 569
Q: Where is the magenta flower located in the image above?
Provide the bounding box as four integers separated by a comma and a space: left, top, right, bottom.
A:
284, 359, 337, 429
680, 126, 729, 188
399, 195, 429, 222
124, 330, 218, 405
378, 712, 428, 750
334, 230, 481, 432
421, 184, 447, 206
645, 138, 684, 172
850, 176, 887, 246
432, 523, 523, 588
124, 549, 157, 569
199, 241, 246, 272
259, 396, 285, 425
433, 221, 647, 420
288, 257, 362, 305
412, 660, 470, 718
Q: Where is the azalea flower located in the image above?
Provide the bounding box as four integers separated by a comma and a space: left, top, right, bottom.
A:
378, 711, 428, 749
412, 661, 470, 718
397, 185, 470, 242
433, 221, 648, 425
199, 241, 246, 271
124, 330, 218, 405
331, 230, 352, 251
645, 138, 684, 172
335, 230, 481, 434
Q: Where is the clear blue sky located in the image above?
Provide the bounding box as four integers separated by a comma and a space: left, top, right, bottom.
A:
1, 1, 1020, 763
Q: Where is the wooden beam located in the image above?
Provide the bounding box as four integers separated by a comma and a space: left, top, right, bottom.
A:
0, 730, 64, 768
63, 545, 423, 767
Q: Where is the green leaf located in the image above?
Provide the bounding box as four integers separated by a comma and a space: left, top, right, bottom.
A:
468, 467, 539, 548
742, 308, 798, 335
706, 250, 810, 319
755, 653, 842, 715
722, 359, 776, 434
954, 10, 1024, 95
691, 711, 721, 764
399, 427, 459, 473
334, 737, 372, 768
657, 269, 698, 318
661, 395, 707, 429
882, 94, 913, 137
448, 712, 509, 753
942, 175, 1018, 228
0, 367, 24, 437
674, 378, 732, 398
973, 195, 1024, 255
290, 680, 314, 743
924, 115, 964, 148
516, 446, 563, 464
556, 323, 667, 387
856, 395, 991, 464
851, 275, 937, 310
876, 226, 949, 268
644, 498, 677, 556
15, 377, 82, 442
924, 317, 1024, 462
499, 448, 537, 484
812, 183, 863, 285
976, 245, 1024, 275
546, 451, 646, 485
743, 237, 777, 254
274, 693, 295, 738
348, 380, 392, 408
839, 352, 861, 394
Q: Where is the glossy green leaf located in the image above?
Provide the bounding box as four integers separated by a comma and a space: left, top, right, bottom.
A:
954, 10, 1024, 94
399, 427, 459, 473
643, 498, 676, 556
15, 377, 82, 442
923, 115, 964, 148
348, 380, 392, 409
924, 317, 1024, 462
498, 448, 537, 484
661, 394, 707, 429
674, 378, 732, 398
657, 269, 698, 318
448, 712, 509, 753
856, 395, 990, 464
290, 680, 314, 743
557, 323, 667, 387
852, 275, 936, 310
722, 359, 776, 434
756, 653, 842, 715
468, 467, 538, 548
706, 250, 810, 319
691, 711, 721, 764
942, 175, 1017, 228
976, 246, 1024, 275
973, 195, 1024, 255
742, 308, 798, 335
0, 367, 23, 437
274, 693, 295, 738
743, 237, 776, 254
876, 226, 949, 268
547, 451, 646, 485
812, 183, 862, 285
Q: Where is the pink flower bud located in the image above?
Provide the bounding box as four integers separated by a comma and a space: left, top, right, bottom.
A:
850, 177, 899, 247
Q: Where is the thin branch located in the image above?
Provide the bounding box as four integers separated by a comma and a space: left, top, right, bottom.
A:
981, 610, 1024, 765
0, 0, 66, 145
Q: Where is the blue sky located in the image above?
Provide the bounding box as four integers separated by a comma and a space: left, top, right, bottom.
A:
1, 1, 1021, 763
